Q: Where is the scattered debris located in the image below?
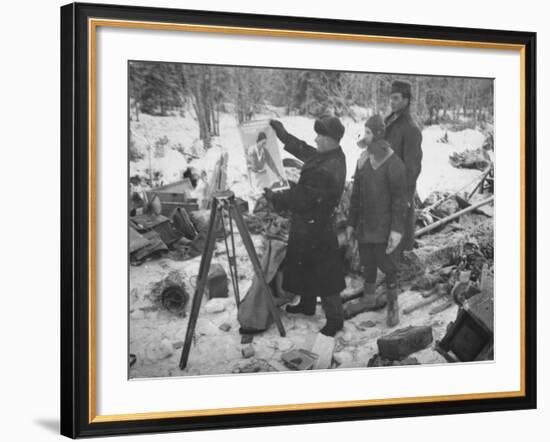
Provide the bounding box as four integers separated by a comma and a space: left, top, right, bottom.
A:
143, 270, 191, 314
449, 148, 490, 170
245, 210, 290, 241
144, 179, 196, 217
132, 213, 182, 247
403, 286, 449, 315
415, 196, 494, 238
219, 322, 231, 332
341, 332, 353, 343
436, 286, 493, 362
281, 349, 318, 370
241, 345, 255, 359
232, 359, 273, 373
333, 351, 354, 367
273, 337, 294, 352
429, 300, 454, 315
170, 206, 198, 239
377, 326, 434, 361
130, 228, 168, 264
367, 354, 420, 367
267, 360, 291, 372
436, 131, 449, 144
160, 285, 189, 316
343, 291, 387, 319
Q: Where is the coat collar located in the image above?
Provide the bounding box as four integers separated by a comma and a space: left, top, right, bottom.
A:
369, 147, 394, 170
357, 140, 392, 170
385, 106, 411, 129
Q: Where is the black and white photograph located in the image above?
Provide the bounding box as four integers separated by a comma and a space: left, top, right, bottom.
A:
0, 0, 543, 438
238, 119, 289, 195
128, 61, 495, 378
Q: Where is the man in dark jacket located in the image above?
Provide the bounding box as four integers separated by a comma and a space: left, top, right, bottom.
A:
264, 116, 347, 336
384, 80, 423, 251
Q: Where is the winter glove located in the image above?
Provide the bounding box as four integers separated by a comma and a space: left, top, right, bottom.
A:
386, 230, 403, 254
263, 187, 275, 204
269, 120, 289, 143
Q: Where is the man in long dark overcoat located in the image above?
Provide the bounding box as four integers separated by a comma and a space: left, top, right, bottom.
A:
384, 80, 423, 251
264, 116, 347, 336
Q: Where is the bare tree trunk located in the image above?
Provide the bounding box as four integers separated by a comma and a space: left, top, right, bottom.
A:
462, 80, 467, 117
415, 79, 421, 117
372, 75, 378, 114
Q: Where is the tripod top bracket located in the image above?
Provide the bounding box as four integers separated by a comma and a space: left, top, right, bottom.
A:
212, 190, 235, 201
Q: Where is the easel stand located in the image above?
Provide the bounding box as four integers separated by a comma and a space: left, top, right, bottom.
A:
179, 190, 286, 369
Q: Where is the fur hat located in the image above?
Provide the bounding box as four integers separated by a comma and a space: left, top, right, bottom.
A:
314, 116, 345, 142
365, 114, 385, 141
391, 80, 412, 99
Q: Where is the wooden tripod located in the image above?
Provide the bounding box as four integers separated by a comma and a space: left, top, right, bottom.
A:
179, 190, 286, 369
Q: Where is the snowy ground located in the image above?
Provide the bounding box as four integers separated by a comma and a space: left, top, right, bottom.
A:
129, 111, 491, 378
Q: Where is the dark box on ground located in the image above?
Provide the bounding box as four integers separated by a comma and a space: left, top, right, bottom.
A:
377, 325, 433, 360
207, 263, 229, 299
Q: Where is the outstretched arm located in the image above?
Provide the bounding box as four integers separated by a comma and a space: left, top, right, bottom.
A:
270, 119, 317, 163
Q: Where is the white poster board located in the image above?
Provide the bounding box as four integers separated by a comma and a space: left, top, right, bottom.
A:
238, 120, 289, 194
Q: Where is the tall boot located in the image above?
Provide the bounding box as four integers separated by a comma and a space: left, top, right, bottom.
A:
320, 295, 344, 337
386, 283, 400, 327
343, 281, 382, 319
286, 295, 316, 316
362, 282, 377, 305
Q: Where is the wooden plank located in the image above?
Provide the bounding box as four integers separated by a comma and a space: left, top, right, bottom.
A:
415, 195, 494, 237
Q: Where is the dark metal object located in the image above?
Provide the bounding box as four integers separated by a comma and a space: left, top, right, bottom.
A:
206, 264, 229, 299
377, 326, 433, 361
281, 349, 317, 370
161, 285, 189, 315
179, 190, 285, 369
170, 207, 198, 240
146, 179, 195, 217
435, 290, 494, 362
131, 213, 182, 246
467, 167, 493, 200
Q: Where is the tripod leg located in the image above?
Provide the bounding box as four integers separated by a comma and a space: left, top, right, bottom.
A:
179, 198, 220, 370
229, 203, 286, 337
220, 209, 240, 306
227, 210, 241, 304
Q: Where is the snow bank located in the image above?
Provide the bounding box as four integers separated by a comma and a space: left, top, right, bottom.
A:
416, 125, 486, 200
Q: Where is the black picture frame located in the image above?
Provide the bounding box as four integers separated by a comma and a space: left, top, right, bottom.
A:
60, 2, 537, 438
